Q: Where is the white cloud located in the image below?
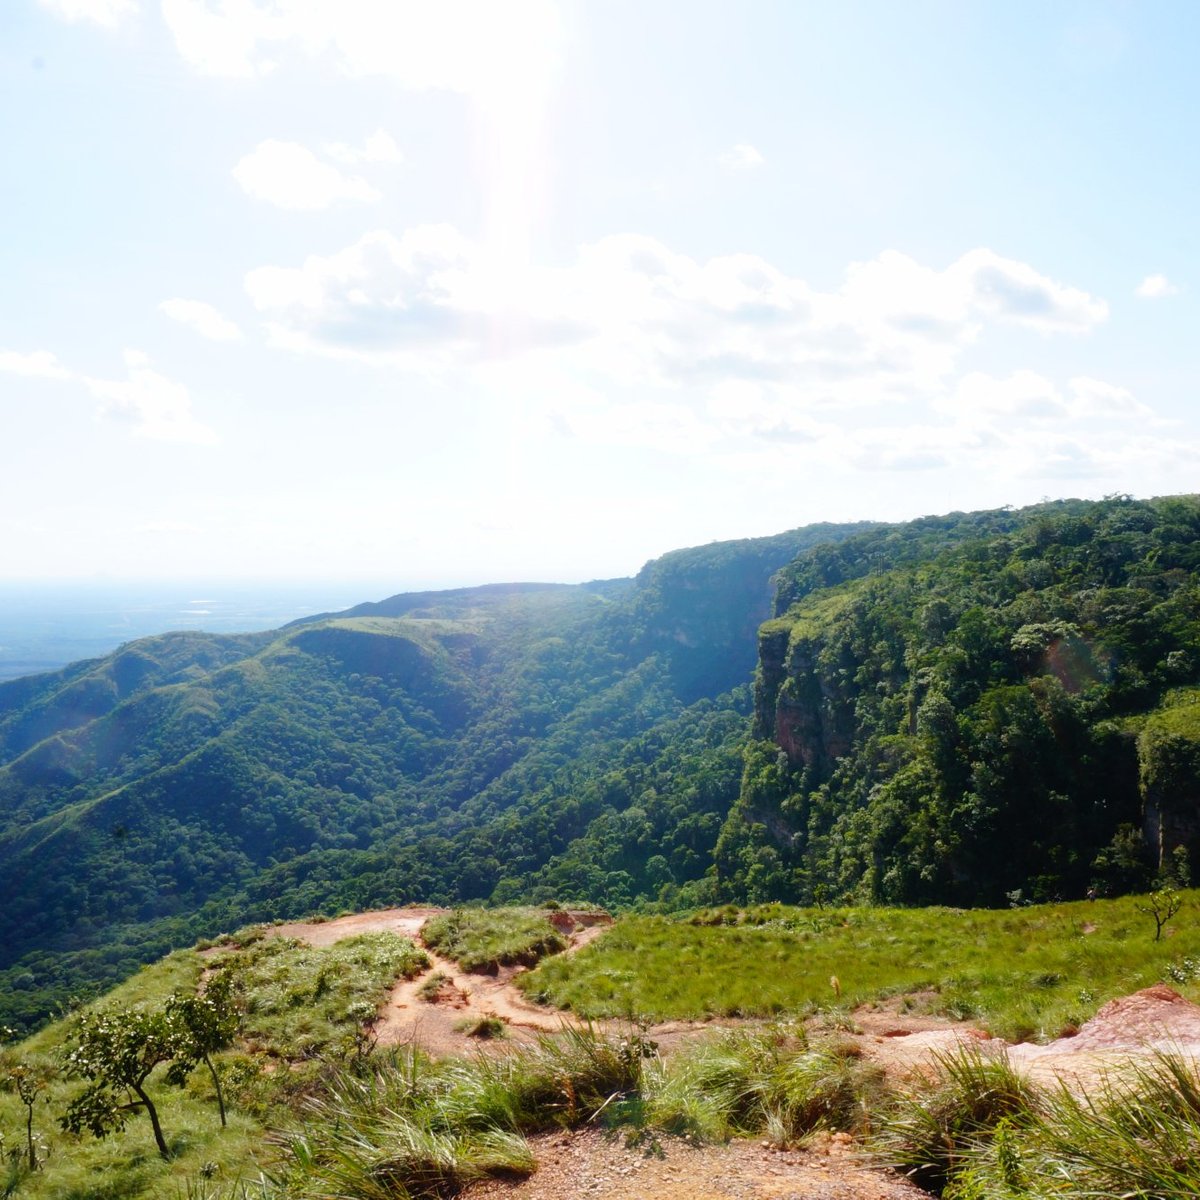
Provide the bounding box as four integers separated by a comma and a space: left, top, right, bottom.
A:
717, 143, 765, 170
240, 228, 1138, 484
160, 0, 562, 97
0, 349, 73, 380
1135, 273, 1180, 299
325, 130, 403, 166
942, 371, 1151, 425
159, 298, 243, 341
1, 345, 216, 445
715, 143, 763, 171
244, 228, 1108, 421
706, 381, 836, 444
245, 225, 584, 368
233, 140, 380, 210
86, 350, 217, 444
952, 249, 1107, 333
38, 0, 136, 26
159, 0, 277, 78
847, 429, 958, 472
946, 370, 1069, 420
1068, 376, 1152, 419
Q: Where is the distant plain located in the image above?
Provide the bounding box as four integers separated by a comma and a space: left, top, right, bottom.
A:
0, 582, 398, 679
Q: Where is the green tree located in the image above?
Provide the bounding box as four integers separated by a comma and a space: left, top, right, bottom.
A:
0, 1026, 52, 1172
60, 1006, 184, 1160
165, 970, 242, 1127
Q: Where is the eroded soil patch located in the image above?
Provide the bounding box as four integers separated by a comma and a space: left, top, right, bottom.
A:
463, 1128, 927, 1200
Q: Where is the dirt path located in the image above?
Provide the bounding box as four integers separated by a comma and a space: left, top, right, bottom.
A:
268, 910, 1200, 1087
268, 907, 615, 1055
268, 906, 442, 946
377, 945, 587, 1053
462, 1128, 927, 1200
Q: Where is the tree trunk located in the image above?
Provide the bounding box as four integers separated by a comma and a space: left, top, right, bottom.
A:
25, 1101, 36, 1171
203, 1052, 227, 1127
132, 1082, 170, 1159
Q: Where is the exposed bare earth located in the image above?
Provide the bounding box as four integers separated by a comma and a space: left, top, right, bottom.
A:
1007, 982, 1200, 1088
464, 1129, 928, 1200
269, 911, 1200, 1200
268, 906, 442, 946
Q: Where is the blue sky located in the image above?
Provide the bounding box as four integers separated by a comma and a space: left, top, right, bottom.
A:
2, 0, 1197, 587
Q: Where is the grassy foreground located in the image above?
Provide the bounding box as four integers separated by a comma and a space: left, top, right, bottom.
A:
521, 893, 1200, 1042
4, 893, 1200, 1198
0, 928, 427, 1199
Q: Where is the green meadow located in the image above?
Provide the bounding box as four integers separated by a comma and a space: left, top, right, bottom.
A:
521, 893, 1200, 1042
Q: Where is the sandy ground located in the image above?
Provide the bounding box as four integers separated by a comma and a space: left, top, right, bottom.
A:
463, 1128, 928, 1200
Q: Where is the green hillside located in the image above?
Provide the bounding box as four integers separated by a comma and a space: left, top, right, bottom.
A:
0, 524, 866, 1032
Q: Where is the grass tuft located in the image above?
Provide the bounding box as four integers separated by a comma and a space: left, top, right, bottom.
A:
422, 908, 568, 973
874, 1045, 1043, 1195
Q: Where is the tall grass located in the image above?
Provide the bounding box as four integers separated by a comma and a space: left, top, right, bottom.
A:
0, 932, 427, 1200
217, 930, 428, 1062
874, 1046, 1042, 1194
270, 1023, 889, 1197
522, 892, 1200, 1040
876, 1048, 1200, 1199
645, 1026, 885, 1145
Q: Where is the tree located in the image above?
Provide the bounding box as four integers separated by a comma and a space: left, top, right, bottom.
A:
1135, 887, 1183, 942
0, 1026, 52, 1172
60, 1006, 182, 1160
165, 971, 242, 1127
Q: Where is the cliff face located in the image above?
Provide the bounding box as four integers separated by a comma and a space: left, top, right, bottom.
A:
770, 641, 853, 775
752, 585, 866, 781
723, 496, 1200, 908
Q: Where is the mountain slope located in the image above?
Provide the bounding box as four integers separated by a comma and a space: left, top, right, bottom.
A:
0, 523, 868, 1030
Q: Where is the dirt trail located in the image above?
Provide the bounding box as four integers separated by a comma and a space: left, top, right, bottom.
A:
268, 906, 615, 1055
269, 911, 1200, 1085
463, 1128, 927, 1200
377, 945, 585, 1053
268, 906, 442, 946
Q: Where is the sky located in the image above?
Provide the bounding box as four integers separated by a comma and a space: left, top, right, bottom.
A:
2, 0, 1198, 590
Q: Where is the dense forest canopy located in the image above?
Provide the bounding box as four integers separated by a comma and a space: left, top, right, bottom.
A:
718, 495, 1200, 908
1, 496, 1198, 1033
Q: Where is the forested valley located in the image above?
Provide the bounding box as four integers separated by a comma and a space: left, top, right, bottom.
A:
2, 494, 1198, 1034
